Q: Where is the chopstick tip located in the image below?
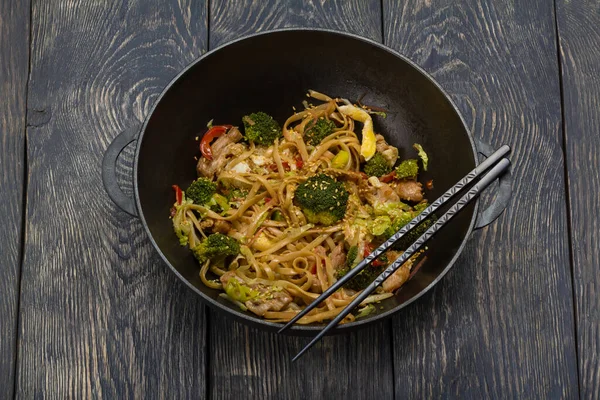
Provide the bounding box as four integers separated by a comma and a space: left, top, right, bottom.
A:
292, 346, 310, 362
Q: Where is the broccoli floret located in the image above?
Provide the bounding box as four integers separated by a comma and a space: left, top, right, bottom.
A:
304, 117, 336, 145
336, 245, 359, 278
186, 178, 216, 205
391, 216, 437, 251
336, 245, 389, 291
395, 159, 419, 180
294, 174, 350, 225
347, 245, 359, 268
364, 152, 392, 177
348, 247, 390, 291
192, 233, 240, 263
242, 112, 281, 146
344, 263, 386, 292
270, 210, 285, 221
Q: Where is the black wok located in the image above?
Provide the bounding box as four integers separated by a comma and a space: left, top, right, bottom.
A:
102, 29, 511, 334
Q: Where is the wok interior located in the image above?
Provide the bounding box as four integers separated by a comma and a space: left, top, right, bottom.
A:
136, 31, 476, 331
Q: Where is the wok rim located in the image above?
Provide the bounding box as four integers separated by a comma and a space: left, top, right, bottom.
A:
132, 27, 480, 333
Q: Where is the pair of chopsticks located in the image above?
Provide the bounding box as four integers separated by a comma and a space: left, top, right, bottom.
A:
279, 144, 511, 361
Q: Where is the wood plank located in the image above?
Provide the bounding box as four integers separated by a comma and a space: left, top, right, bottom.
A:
383, 1, 579, 397
207, 2, 394, 399
17, 1, 209, 397
556, 0, 600, 397
0, 0, 30, 397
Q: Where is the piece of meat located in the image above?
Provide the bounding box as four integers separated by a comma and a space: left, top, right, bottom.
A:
314, 245, 327, 259
199, 219, 214, 230
219, 271, 293, 317
382, 264, 410, 292
197, 127, 244, 178
220, 270, 240, 286
330, 243, 346, 271
395, 180, 423, 202
245, 290, 293, 317
211, 126, 243, 154
372, 181, 400, 204
360, 178, 400, 205
213, 220, 232, 234
375, 134, 399, 166
197, 142, 245, 178
324, 168, 367, 182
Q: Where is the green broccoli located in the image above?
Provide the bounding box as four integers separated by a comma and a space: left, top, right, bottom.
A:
186, 178, 216, 205
335, 245, 359, 277
364, 152, 392, 177
294, 174, 349, 226
304, 117, 336, 146
390, 216, 437, 251
395, 159, 419, 180
347, 245, 359, 268
336, 245, 389, 291
342, 262, 387, 292
191, 233, 241, 263
242, 112, 281, 146
270, 210, 285, 221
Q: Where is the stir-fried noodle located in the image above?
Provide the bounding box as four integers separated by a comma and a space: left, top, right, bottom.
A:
171, 91, 432, 324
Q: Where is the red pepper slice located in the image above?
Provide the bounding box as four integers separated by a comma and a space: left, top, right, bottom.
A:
380, 170, 396, 183
268, 162, 290, 172
199, 125, 232, 160
364, 243, 385, 267
295, 157, 304, 169
172, 184, 183, 205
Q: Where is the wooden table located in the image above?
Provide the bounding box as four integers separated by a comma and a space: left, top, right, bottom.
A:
2, 1, 598, 398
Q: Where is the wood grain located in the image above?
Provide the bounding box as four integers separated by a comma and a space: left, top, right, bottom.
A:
208, 2, 395, 399
0, 0, 29, 397
383, 0, 579, 397
18, 1, 209, 397
556, 0, 600, 397
210, 0, 382, 47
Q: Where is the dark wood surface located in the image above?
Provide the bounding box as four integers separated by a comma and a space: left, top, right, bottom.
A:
0, 0, 30, 397
556, 0, 600, 397
384, 1, 579, 397
16, 1, 209, 397
2, 0, 597, 398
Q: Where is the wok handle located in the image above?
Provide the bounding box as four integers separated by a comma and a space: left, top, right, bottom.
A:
102, 126, 139, 217
472, 138, 512, 229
